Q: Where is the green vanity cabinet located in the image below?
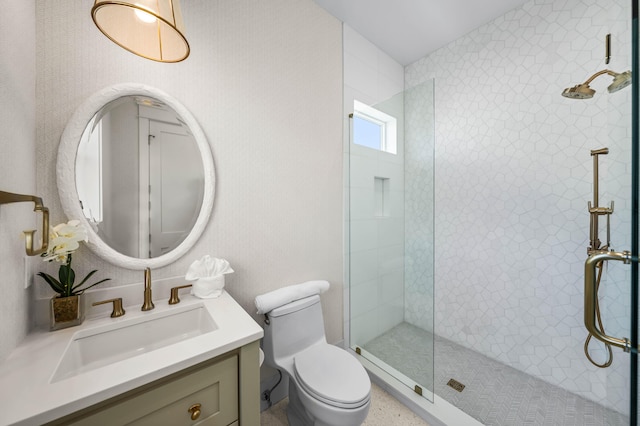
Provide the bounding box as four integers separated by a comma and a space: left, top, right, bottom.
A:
48, 341, 260, 426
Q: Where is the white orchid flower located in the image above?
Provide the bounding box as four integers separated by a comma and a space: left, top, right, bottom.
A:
51, 220, 88, 243
42, 220, 88, 263
38, 219, 110, 298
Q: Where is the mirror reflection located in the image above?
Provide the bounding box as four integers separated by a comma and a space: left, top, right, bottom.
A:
76, 95, 204, 259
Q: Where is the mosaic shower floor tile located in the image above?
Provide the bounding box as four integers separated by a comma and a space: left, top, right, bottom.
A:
363, 322, 628, 426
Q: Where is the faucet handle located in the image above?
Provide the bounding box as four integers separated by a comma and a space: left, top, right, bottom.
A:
92, 298, 126, 318
169, 284, 193, 305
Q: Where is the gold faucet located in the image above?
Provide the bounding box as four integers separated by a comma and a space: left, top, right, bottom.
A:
93, 298, 126, 318
141, 267, 155, 311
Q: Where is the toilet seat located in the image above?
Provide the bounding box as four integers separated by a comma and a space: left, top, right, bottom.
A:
294, 345, 370, 409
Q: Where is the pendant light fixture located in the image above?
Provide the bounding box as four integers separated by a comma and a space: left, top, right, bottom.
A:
91, 0, 190, 63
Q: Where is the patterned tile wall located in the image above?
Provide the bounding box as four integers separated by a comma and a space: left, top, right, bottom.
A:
404, 81, 436, 334
0, 0, 36, 361
405, 0, 632, 414
35, 0, 345, 343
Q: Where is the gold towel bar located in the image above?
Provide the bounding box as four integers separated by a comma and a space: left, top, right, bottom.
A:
0, 190, 50, 256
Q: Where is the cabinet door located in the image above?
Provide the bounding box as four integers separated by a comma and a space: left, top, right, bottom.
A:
69, 355, 238, 426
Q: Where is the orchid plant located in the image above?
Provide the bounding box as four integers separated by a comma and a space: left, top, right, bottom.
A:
38, 220, 110, 298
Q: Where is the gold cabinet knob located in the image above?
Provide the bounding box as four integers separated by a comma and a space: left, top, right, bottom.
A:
188, 403, 201, 421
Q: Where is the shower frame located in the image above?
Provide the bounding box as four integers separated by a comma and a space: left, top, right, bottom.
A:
343, 1, 640, 423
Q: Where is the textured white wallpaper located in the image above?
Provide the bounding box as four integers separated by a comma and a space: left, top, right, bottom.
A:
35, 0, 344, 342
406, 0, 632, 412
0, 0, 36, 361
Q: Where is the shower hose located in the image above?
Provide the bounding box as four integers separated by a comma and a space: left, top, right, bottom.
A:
584, 260, 613, 368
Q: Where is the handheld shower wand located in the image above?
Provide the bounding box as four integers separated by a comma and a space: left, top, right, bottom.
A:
584, 148, 614, 368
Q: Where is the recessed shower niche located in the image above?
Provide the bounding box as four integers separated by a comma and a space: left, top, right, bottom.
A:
374, 177, 390, 218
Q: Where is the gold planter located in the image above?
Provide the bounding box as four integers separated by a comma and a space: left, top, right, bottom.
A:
50, 295, 85, 331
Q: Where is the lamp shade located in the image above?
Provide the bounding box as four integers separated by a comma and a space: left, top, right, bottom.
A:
91, 0, 190, 63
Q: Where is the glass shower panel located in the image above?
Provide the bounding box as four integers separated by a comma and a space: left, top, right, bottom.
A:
594, 2, 638, 424
348, 80, 435, 400
632, 4, 639, 423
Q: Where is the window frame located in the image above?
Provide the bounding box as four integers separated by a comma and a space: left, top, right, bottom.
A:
353, 100, 397, 154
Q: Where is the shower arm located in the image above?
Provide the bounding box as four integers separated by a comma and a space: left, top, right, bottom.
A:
581, 69, 619, 86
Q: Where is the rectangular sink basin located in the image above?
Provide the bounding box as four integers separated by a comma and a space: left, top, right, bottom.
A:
51, 305, 217, 383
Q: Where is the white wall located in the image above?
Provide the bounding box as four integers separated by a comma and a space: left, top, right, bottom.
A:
0, 0, 36, 361
33, 0, 344, 343
343, 25, 406, 346
406, 0, 631, 412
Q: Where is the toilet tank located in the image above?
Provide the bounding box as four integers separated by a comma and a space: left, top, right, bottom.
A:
263, 295, 327, 367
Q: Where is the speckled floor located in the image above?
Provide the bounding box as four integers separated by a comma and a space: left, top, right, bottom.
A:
260, 382, 431, 426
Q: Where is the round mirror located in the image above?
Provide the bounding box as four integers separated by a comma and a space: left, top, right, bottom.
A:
58, 83, 215, 269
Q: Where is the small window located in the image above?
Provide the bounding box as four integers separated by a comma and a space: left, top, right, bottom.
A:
352, 100, 397, 154
353, 115, 383, 150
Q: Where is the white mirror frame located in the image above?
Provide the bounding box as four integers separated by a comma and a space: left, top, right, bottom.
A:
57, 83, 215, 270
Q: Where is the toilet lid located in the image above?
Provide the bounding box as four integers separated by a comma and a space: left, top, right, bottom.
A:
294, 345, 370, 409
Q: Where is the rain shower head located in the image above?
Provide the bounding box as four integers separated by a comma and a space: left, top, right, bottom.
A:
562, 83, 595, 99
607, 70, 632, 93
561, 69, 632, 99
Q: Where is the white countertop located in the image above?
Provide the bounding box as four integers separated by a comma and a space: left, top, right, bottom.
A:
0, 290, 263, 426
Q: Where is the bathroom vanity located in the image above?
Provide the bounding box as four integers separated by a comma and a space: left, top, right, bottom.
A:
0, 290, 263, 425
0, 82, 265, 425
49, 347, 250, 425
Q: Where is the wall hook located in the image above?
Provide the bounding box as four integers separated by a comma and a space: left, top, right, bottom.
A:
0, 190, 50, 256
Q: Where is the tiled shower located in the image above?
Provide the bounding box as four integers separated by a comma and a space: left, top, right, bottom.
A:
345, 0, 634, 423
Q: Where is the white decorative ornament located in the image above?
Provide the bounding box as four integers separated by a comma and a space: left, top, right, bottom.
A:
185, 255, 234, 299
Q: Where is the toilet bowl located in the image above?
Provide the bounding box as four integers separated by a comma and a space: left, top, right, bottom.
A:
260, 293, 371, 426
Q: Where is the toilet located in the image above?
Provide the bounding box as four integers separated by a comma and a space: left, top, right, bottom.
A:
261, 294, 371, 426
